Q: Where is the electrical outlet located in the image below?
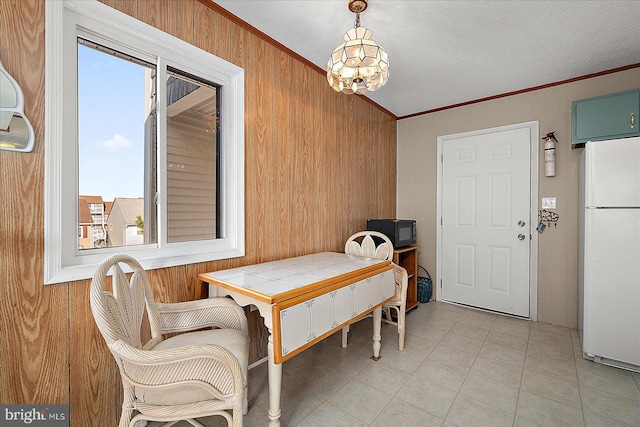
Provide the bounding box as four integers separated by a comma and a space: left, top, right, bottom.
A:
541, 197, 556, 209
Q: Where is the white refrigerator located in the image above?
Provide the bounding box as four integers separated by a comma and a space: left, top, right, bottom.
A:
579, 137, 640, 372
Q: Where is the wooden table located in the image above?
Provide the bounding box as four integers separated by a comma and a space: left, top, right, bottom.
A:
199, 252, 395, 426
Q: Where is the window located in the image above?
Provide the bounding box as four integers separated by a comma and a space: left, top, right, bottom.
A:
45, 1, 244, 284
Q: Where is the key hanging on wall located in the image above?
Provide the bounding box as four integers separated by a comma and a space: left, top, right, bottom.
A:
538, 209, 559, 232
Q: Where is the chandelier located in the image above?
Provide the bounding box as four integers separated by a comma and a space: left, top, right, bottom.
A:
326, 0, 389, 95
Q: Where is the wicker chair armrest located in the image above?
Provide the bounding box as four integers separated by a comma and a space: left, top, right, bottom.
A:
153, 297, 248, 334
110, 339, 245, 394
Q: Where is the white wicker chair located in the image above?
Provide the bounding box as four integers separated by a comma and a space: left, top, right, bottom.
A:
89, 254, 249, 427
341, 231, 409, 350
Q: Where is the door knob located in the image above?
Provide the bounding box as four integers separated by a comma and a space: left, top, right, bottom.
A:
518, 234, 526, 240
518, 220, 526, 227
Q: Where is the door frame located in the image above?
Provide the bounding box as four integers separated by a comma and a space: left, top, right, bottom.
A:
436, 121, 539, 321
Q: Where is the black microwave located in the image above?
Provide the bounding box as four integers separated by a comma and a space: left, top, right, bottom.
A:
366, 219, 416, 249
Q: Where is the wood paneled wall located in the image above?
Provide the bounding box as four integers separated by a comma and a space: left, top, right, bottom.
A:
0, 0, 397, 425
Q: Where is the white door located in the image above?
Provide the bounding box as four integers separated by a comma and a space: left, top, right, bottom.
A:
440, 126, 532, 317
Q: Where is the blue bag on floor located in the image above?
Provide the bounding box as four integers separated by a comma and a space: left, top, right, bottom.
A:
417, 265, 432, 303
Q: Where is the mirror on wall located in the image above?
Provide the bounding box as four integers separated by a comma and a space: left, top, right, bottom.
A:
0, 59, 34, 152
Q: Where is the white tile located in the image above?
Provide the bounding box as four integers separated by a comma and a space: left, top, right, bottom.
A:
421, 315, 457, 331
371, 398, 444, 427
450, 321, 491, 341
395, 376, 458, 419
527, 339, 576, 362
491, 319, 531, 338
470, 357, 524, 387
521, 369, 582, 408
530, 321, 571, 337
405, 305, 431, 326
577, 362, 640, 401
529, 328, 573, 349
354, 358, 411, 394
377, 343, 433, 374
494, 314, 531, 327
425, 307, 464, 323
491, 320, 530, 339
486, 329, 529, 351
524, 353, 578, 383
280, 301, 312, 356
457, 309, 498, 330
296, 401, 367, 427
415, 358, 470, 391
243, 402, 277, 427
459, 373, 519, 413
579, 385, 640, 426
327, 379, 394, 424
440, 331, 484, 355
400, 334, 440, 358
428, 343, 478, 371
243, 302, 640, 427
516, 390, 583, 427
283, 362, 353, 400
446, 394, 513, 427
407, 323, 450, 343
254, 376, 325, 426
434, 302, 468, 315
478, 341, 526, 368
583, 410, 636, 427
514, 416, 545, 427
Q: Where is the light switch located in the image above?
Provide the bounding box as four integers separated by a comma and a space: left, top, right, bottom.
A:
541, 197, 556, 209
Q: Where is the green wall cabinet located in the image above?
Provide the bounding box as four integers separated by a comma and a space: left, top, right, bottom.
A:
572, 89, 639, 145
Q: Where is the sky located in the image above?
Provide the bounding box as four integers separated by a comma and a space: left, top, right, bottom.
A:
77, 43, 147, 202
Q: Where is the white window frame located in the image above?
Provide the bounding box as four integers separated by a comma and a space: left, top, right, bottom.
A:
44, 0, 244, 284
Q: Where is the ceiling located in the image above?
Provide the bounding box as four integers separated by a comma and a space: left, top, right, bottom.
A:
212, 0, 640, 118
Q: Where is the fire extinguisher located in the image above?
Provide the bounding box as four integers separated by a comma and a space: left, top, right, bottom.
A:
543, 131, 558, 177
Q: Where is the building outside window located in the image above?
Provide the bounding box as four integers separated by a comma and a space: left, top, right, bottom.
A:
44, 0, 244, 284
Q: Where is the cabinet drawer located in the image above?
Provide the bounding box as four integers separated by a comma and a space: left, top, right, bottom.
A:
572, 89, 639, 144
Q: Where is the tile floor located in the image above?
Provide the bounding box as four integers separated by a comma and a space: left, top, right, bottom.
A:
170, 301, 640, 426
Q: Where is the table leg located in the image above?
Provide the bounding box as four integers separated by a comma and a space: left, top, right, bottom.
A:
371, 306, 382, 361
267, 333, 282, 426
